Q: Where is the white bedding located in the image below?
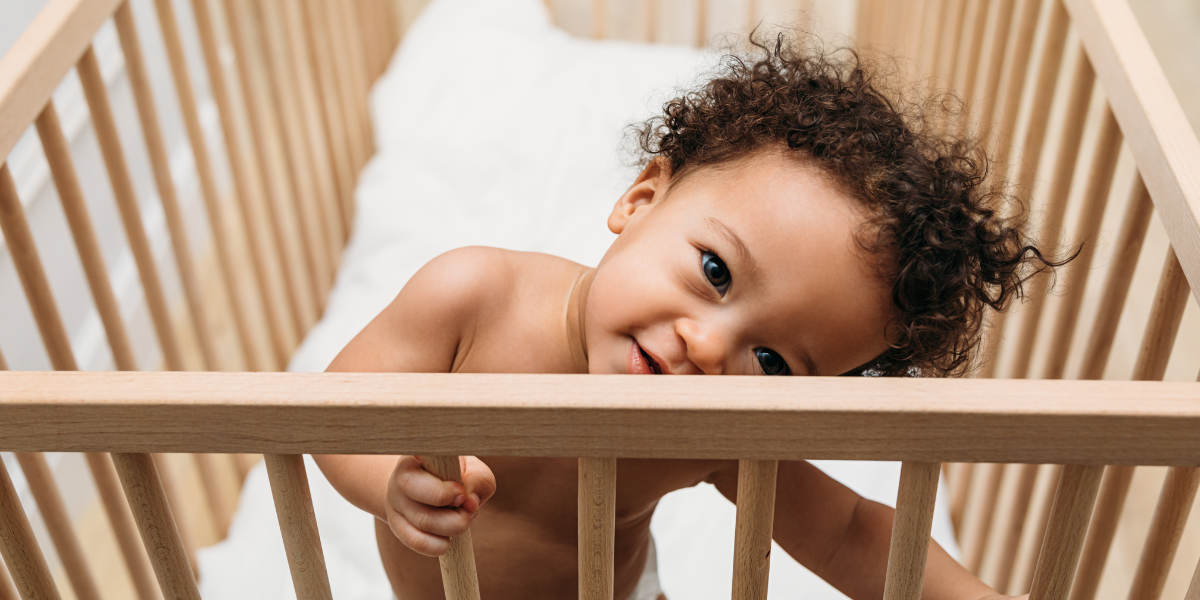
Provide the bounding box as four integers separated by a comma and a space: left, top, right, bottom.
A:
197, 0, 961, 597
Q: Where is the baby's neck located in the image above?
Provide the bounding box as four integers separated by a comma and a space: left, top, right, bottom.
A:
565, 268, 594, 373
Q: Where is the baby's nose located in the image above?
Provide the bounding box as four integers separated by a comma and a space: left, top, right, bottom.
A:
674, 318, 727, 375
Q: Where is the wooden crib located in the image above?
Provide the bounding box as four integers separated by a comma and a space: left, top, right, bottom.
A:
0, 0, 1198, 599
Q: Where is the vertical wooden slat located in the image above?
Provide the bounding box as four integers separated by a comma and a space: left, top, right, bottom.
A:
1027, 465, 1104, 600
1076, 175, 1154, 380
732, 459, 778, 600
1010, 0, 1070, 193
1041, 106, 1121, 381
0, 164, 77, 371
696, 0, 708, 47
13, 454, 101, 600
593, 0, 606, 38
36, 102, 138, 371
318, 0, 368, 175
113, 453, 201, 600
578, 457, 616, 600
421, 456, 482, 600
277, 0, 346, 267
301, 0, 356, 230
82, 453, 160, 600
151, 455, 199, 577
933, 0, 967, 89
254, 0, 335, 301
152, 0, 261, 371
264, 455, 333, 600
0, 457, 63, 600
1126, 467, 1200, 600
190, 0, 299, 367
78, 45, 187, 373
220, 0, 321, 331
113, 1, 219, 371
951, 0, 990, 102
334, 0, 374, 160
1007, 50, 1095, 380
965, 0, 1016, 139
882, 461, 940, 600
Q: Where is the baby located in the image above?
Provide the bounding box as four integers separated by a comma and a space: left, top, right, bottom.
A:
317, 38, 1050, 600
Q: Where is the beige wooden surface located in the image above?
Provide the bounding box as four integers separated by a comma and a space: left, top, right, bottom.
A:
0, 371, 1197, 464
421, 455, 482, 600
265, 454, 332, 600
882, 461, 940, 600
578, 457, 617, 600
732, 460, 778, 600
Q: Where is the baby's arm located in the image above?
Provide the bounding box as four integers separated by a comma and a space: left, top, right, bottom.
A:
314, 248, 508, 551
711, 460, 1015, 600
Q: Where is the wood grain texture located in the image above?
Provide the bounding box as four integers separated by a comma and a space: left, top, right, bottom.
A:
420, 456, 481, 600
732, 459, 778, 600
1020, 464, 1064, 594
151, 454, 199, 576
1063, 0, 1200, 301
1, 372, 1200, 464
112, 453, 201, 600
883, 461, 940, 600
13, 453, 101, 600
265, 455, 333, 600
36, 102, 138, 371
0, 164, 77, 371
578, 457, 616, 600
0, 455, 63, 600
1126, 467, 1200, 600
113, 2, 218, 371
1028, 464, 1104, 600
77, 44, 186, 373
82, 452, 160, 600
0, 0, 123, 159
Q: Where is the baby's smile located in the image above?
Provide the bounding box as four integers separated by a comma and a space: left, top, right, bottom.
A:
629, 339, 666, 374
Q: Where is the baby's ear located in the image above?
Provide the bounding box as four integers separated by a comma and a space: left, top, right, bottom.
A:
608, 158, 671, 234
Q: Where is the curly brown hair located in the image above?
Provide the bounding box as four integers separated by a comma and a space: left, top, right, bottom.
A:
633, 34, 1064, 377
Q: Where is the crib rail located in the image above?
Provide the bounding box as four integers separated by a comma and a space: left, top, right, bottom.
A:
2, 370, 1199, 600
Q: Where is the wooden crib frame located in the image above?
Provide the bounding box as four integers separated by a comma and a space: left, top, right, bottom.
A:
0, 1, 1198, 600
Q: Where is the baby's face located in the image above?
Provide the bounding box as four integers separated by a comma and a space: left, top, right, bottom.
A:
586, 149, 893, 377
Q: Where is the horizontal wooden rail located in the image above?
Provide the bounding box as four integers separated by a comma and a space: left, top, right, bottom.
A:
0, 372, 1198, 464
0, 0, 123, 159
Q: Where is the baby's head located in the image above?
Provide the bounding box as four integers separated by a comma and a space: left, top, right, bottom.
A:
585, 36, 1054, 378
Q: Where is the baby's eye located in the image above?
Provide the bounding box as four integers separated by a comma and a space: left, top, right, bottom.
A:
701, 251, 731, 296
755, 348, 791, 376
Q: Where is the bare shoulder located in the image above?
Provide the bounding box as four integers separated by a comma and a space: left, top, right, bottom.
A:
406, 246, 521, 308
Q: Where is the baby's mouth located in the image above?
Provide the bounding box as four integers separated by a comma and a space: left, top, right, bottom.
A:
630, 339, 664, 374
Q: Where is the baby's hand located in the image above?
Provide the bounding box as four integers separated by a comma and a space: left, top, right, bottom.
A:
384, 455, 497, 556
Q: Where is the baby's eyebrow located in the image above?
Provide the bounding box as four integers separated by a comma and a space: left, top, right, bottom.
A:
704, 217, 758, 277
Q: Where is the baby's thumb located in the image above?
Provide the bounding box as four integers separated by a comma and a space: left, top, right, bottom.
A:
461, 456, 496, 511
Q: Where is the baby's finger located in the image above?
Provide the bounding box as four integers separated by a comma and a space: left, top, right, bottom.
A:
396, 493, 473, 538
460, 455, 497, 512
395, 456, 467, 507
387, 512, 450, 557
